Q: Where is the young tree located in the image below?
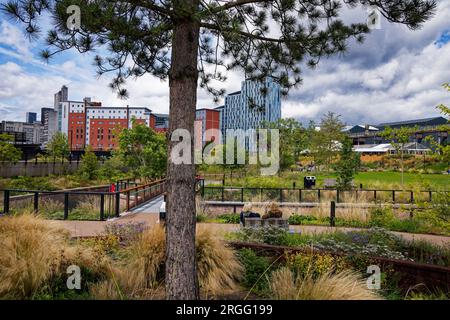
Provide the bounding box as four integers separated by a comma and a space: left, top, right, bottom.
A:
46, 132, 70, 160
98, 153, 126, 182
2, 0, 436, 299
437, 83, 450, 116
263, 118, 306, 171
428, 83, 450, 168
0, 134, 22, 163
310, 112, 345, 171
78, 145, 99, 180
334, 137, 361, 190
117, 123, 167, 180
380, 126, 417, 187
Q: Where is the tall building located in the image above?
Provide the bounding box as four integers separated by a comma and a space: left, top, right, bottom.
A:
26, 112, 37, 124
41, 107, 58, 146
0, 121, 43, 144
223, 77, 281, 132
54, 85, 68, 108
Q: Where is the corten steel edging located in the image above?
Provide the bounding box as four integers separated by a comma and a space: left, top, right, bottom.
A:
227, 241, 450, 290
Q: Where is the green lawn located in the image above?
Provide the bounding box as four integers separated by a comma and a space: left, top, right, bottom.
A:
353, 172, 449, 189
218, 171, 449, 190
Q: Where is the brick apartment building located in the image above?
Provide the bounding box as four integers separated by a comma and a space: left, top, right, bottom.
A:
52, 86, 222, 152
58, 99, 152, 151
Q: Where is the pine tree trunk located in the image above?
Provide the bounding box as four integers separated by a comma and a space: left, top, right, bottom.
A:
165, 6, 200, 300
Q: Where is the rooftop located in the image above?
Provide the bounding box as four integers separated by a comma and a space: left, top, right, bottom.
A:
377, 116, 447, 127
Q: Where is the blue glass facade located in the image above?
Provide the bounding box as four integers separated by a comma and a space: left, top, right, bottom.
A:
223, 77, 281, 132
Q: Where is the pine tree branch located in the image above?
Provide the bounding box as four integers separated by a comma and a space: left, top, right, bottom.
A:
206, 0, 269, 14
200, 22, 286, 43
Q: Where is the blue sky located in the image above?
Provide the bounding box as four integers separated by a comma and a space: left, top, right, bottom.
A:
0, 1, 449, 125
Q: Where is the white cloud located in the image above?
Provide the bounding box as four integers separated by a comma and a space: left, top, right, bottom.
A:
0, 2, 449, 125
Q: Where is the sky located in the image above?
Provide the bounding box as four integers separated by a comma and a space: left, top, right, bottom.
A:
0, 1, 449, 126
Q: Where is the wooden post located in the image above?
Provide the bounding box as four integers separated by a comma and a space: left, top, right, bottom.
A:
392, 190, 396, 203
374, 190, 377, 201
63, 193, 69, 220
330, 201, 336, 227
3, 190, 10, 214
299, 189, 302, 203
318, 189, 321, 202
336, 190, 340, 203
100, 194, 105, 221
241, 188, 244, 202
34, 192, 39, 213
410, 191, 414, 203
429, 191, 432, 202
115, 192, 120, 217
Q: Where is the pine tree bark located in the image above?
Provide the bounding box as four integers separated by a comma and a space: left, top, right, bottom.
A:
165, 1, 200, 300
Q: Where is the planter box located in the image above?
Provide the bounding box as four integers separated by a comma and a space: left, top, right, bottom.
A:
244, 217, 289, 230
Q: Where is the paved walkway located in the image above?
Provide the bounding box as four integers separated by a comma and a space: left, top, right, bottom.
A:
54, 196, 450, 246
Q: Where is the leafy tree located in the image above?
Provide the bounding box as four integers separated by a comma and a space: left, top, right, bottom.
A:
98, 153, 126, 182
46, 132, 69, 160
0, 134, 22, 163
437, 83, 450, 116
117, 123, 167, 180
380, 126, 417, 186
426, 83, 450, 168
78, 145, 99, 180
263, 118, 306, 170
310, 112, 345, 170
334, 137, 361, 190
2, 0, 437, 299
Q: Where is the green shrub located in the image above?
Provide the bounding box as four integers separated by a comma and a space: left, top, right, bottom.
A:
285, 252, 349, 279
288, 215, 316, 225
237, 249, 271, 293
235, 226, 290, 246
369, 207, 394, 227
217, 213, 240, 224
196, 213, 209, 222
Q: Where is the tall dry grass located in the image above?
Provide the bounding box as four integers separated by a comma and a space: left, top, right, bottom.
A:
270, 267, 381, 300
0, 214, 108, 299
92, 224, 243, 299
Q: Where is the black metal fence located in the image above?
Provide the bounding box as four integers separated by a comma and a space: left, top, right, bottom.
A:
1, 179, 166, 221
201, 185, 449, 204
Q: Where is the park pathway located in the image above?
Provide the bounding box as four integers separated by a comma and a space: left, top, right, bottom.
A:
54, 196, 450, 246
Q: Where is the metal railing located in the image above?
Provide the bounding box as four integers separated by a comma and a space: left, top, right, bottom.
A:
200, 185, 449, 204
0, 179, 166, 221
